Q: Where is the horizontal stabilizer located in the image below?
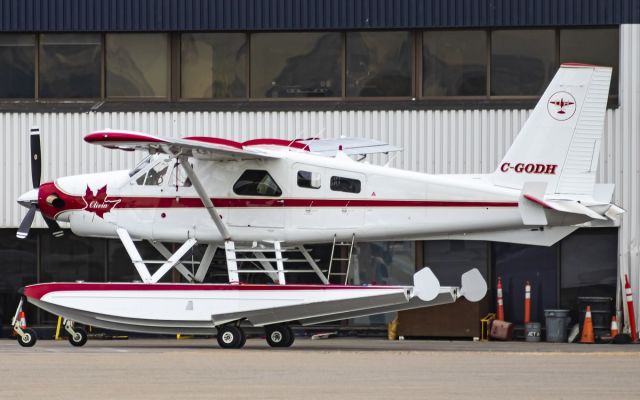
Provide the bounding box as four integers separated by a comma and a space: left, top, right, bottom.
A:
605, 204, 625, 221
546, 200, 606, 220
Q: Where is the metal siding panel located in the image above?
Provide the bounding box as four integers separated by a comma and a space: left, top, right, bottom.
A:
3, 1, 640, 31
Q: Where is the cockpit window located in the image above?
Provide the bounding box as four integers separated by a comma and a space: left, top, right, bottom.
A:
136, 161, 169, 186
233, 170, 282, 197
168, 162, 192, 188
129, 155, 152, 177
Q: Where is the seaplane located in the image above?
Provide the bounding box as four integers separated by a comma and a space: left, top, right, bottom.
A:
11, 63, 622, 349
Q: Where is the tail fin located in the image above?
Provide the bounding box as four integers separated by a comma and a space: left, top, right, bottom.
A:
493, 63, 612, 196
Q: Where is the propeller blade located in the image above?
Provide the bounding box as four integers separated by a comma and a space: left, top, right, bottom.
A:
16, 204, 37, 239
30, 127, 41, 189
44, 217, 64, 238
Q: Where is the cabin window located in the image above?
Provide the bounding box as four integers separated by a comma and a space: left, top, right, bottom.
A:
330, 176, 361, 194
233, 170, 282, 197
297, 170, 321, 189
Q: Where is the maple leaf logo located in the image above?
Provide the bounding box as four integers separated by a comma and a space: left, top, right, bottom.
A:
82, 185, 121, 218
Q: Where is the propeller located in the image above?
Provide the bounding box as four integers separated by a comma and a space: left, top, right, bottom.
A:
16, 127, 64, 239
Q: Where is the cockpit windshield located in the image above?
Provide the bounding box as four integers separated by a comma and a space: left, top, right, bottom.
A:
129, 155, 152, 177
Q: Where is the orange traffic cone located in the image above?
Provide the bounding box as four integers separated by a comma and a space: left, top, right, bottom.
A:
18, 310, 27, 329
610, 316, 619, 337
496, 277, 504, 321
580, 306, 595, 343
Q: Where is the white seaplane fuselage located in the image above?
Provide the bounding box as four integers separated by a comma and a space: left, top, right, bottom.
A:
43, 148, 583, 245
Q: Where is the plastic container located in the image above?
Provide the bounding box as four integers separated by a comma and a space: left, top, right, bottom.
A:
577, 297, 612, 340
544, 309, 570, 342
525, 322, 542, 342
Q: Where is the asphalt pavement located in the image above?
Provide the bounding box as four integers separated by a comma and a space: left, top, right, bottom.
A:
0, 337, 638, 399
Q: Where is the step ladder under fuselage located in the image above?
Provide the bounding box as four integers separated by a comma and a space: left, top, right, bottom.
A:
327, 234, 356, 285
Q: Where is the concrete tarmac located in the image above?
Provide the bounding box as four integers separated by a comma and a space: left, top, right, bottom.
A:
0, 337, 638, 400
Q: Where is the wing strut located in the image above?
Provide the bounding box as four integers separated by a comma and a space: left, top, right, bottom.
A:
178, 156, 231, 241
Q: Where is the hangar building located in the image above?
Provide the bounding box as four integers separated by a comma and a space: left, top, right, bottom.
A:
0, 0, 638, 338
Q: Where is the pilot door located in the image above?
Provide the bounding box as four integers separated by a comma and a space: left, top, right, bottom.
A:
127, 157, 191, 240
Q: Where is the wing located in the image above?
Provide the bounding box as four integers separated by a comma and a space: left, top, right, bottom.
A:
84, 130, 280, 160
298, 137, 402, 156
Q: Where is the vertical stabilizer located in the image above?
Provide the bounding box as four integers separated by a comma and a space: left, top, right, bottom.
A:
492, 64, 612, 196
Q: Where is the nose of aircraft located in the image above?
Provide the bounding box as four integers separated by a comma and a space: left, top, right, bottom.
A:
17, 188, 39, 208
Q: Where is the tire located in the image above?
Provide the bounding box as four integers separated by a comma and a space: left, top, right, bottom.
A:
68, 327, 88, 347
17, 328, 37, 348
217, 325, 245, 349
265, 324, 294, 348
283, 325, 295, 347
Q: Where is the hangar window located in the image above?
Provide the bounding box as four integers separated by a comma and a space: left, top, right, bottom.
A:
233, 170, 282, 197
423, 30, 487, 97
330, 176, 361, 194
0, 34, 35, 98
297, 170, 321, 189
250, 32, 342, 98
181, 33, 248, 99
560, 28, 619, 96
39, 34, 101, 98
346, 31, 411, 97
106, 33, 169, 98
491, 29, 556, 96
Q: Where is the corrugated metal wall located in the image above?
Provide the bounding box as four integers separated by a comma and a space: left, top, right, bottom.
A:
0, 0, 638, 32
1, 24, 638, 330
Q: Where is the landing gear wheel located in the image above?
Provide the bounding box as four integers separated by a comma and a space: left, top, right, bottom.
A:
217, 325, 246, 349
17, 328, 37, 348
68, 327, 88, 347
265, 324, 294, 348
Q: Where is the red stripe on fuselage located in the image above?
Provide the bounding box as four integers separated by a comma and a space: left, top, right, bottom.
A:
43, 181, 518, 218
24, 282, 400, 300
60, 196, 519, 210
